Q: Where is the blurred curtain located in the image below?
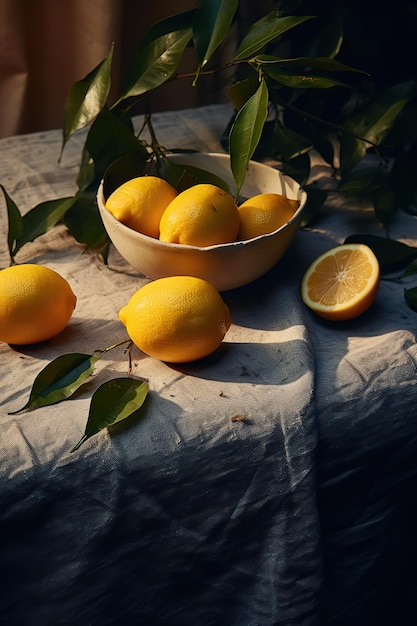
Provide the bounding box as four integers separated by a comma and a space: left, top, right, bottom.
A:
0, 0, 270, 138
0, 0, 232, 139
0, 0, 120, 137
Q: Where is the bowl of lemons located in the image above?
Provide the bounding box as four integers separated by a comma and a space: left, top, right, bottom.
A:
97, 152, 307, 291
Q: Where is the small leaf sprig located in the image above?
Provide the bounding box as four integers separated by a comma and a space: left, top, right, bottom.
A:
8, 339, 149, 453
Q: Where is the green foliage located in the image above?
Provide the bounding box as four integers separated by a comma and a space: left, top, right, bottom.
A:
404, 286, 417, 313
229, 79, 269, 198
193, 0, 238, 71
9, 340, 150, 453
9, 353, 101, 413
70, 378, 149, 453
2, 0, 417, 269
61, 43, 114, 155
0, 185, 23, 259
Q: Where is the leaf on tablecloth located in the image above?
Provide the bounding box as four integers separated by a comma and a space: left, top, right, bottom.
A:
70, 378, 149, 453
404, 286, 417, 312
9, 353, 100, 414
13, 197, 77, 255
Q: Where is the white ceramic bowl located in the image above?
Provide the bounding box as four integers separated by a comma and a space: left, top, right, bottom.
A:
97, 152, 307, 291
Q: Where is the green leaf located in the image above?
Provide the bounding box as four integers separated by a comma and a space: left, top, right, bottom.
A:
9, 353, 100, 414
103, 149, 150, 198
76, 143, 97, 193
228, 77, 260, 110
338, 166, 383, 196
118, 28, 192, 102
300, 187, 328, 226
372, 181, 397, 227
141, 10, 196, 47
299, 12, 343, 58
263, 69, 347, 89
0, 185, 23, 263
234, 15, 314, 61
61, 44, 114, 155
391, 143, 417, 214
193, 0, 238, 69
281, 152, 311, 186
14, 196, 76, 255
292, 117, 335, 166
86, 107, 146, 179
70, 378, 149, 452
398, 258, 417, 279
384, 96, 417, 150
62, 193, 109, 251
260, 55, 363, 89
229, 79, 269, 198
404, 286, 417, 312
272, 122, 313, 161
258, 55, 363, 74
160, 158, 230, 193
338, 166, 398, 226
344, 233, 417, 274
340, 81, 417, 174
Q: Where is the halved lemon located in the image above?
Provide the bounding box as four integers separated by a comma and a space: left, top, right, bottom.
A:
300, 243, 380, 321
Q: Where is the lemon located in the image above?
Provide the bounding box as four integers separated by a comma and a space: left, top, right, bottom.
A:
105, 175, 178, 238
159, 183, 240, 246
0, 264, 77, 345
237, 193, 300, 240
119, 276, 232, 363
300, 243, 380, 321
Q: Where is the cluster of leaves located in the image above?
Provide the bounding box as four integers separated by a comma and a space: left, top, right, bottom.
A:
3, 1, 417, 448
4, 0, 417, 452
3, 0, 416, 267
9, 341, 149, 453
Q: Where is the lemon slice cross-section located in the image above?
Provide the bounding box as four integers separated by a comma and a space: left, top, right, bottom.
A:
301, 243, 380, 321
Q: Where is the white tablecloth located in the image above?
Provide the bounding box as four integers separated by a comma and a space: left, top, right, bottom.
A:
1, 104, 417, 626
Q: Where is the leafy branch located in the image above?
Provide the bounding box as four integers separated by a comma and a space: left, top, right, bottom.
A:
0, 0, 416, 298
8, 339, 149, 453
2, 1, 417, 454
2, 1, 409, 263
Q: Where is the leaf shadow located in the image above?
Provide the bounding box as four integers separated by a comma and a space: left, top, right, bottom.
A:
169, 338, 311, 386
7, 316, 133, 363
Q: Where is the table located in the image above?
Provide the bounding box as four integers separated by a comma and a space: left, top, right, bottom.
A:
1, 104, 417, 626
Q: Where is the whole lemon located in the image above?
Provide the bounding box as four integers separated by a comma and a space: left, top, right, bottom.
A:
159, 183, 240, 246
119, 276, 232, 363
105, 175, 178, 238
238, 193, 300, 240
0, 264, 77, 345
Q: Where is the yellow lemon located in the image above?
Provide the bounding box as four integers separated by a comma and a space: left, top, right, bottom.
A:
237, 193, 300, 240
119, 276, 232, 363
0, 264, 77, 345
105, 175, 178, 238
159, 183, 240, 246
300, 243, 380, 321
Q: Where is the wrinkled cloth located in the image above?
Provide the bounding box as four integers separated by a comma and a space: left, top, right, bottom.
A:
0, 104, 417, 626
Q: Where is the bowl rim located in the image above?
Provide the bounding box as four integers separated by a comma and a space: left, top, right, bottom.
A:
98, 151, 307, 251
